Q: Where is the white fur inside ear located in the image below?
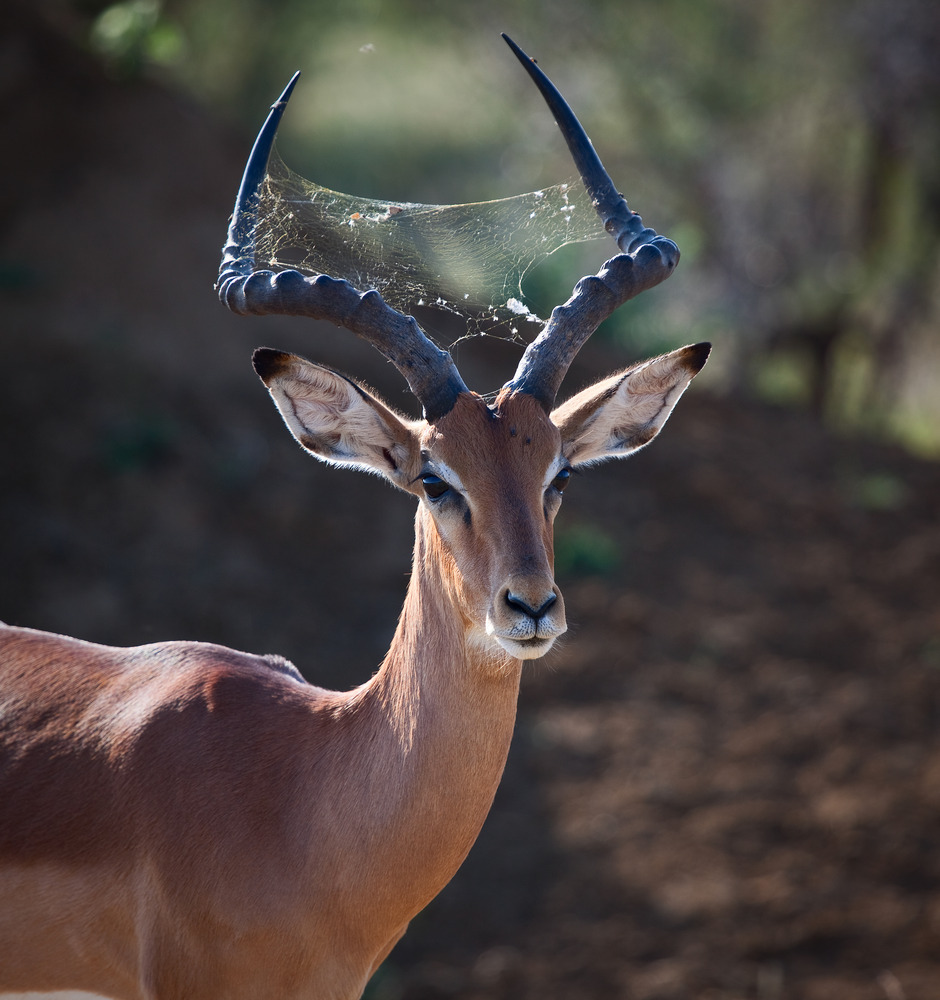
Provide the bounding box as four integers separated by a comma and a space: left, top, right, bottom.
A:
553, 347, 703, 467
604, 355, 693, 448
266, 360, 417, 480
275, 368, 366, 455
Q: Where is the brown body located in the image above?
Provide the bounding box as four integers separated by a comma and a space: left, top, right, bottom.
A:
0, 547, 518, 999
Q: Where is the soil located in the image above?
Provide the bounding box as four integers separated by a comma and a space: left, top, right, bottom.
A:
386, 392, 940, 1000
2, 9, 939, 999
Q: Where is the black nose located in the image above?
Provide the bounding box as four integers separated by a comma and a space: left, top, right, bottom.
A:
505, 591, 557, 620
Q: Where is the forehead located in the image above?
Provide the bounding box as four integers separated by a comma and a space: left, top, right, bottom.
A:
424, 391, 560, 475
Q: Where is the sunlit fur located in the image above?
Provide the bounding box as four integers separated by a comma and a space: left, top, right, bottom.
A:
0, 344, 706, 999
419, 391, 567, 662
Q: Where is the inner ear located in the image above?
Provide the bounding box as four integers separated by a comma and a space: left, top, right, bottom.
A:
253, 348, 421, 486
551, 343, 709, 466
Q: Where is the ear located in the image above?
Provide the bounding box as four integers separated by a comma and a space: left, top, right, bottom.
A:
252, 348, 421, 487
551, 342, 710, 467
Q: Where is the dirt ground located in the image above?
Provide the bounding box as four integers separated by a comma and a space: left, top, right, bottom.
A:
2, 9, 939, 999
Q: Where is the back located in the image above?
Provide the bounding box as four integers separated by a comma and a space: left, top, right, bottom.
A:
0, 625, 311, 868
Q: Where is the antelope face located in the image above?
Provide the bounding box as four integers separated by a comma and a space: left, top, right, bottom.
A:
253, 343, 709, 664
418, 392, 567, 660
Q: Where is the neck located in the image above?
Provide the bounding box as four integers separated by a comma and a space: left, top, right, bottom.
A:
374, 507, 521, 748
338, 507, 523, 918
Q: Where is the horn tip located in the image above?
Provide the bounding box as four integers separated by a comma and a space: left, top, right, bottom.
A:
501, 33, 528, 62
278, 71, 302, 106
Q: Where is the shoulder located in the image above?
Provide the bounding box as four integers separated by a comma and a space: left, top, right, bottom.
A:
141, 641, 305, 681
130, 641, 315, 709
114, 643, 329, 760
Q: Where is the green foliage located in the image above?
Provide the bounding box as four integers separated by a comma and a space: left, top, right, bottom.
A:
554, 522, 620, 578
91, 0, 183, 76
77, 0, 940, 456
846, 471, 909, 512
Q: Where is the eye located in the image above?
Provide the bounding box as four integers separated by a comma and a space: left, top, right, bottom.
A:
421, 474, 450, 500
551, 468, 571, 494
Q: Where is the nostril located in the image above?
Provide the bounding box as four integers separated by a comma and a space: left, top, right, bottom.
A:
505, 591, 557, 620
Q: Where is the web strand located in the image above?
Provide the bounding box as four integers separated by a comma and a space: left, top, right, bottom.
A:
252, 149, 606, 343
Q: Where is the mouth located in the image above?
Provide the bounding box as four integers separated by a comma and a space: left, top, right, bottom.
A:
485, 602, 567, 661
494, 634, 558, 660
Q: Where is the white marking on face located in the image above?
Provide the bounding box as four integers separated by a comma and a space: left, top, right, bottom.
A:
424, 458, 466, 494
542, 455, 568, 491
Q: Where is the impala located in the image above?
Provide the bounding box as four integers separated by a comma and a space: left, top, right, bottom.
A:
0, 35, 708, 1000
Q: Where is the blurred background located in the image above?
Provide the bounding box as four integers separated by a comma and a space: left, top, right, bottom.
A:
1, 1, 939, 997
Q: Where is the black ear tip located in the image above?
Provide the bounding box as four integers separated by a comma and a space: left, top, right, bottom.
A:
252, 347, 293, 382
685, 342, 712, 374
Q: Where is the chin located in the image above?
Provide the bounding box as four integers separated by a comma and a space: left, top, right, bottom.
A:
495, 635, 557, 660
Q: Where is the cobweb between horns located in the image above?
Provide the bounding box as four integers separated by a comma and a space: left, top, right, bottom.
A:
251, 149, 607, 341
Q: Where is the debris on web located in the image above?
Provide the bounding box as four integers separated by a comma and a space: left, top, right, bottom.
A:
252, 150, 606, 343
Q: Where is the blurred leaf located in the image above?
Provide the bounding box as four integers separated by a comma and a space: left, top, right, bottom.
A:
91, 0, 183, 75
845, 471, 909, 511
554, 522, 620, 578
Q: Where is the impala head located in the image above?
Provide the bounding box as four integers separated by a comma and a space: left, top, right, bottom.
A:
218, 36, 710, 662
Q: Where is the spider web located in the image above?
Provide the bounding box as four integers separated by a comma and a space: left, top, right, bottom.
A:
252, 149, 607, 340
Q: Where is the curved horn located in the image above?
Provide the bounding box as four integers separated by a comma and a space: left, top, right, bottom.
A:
501, 34, 647, 253
218, 71, 301, 286
216, 75, 469, 422
500, 36, 680, 410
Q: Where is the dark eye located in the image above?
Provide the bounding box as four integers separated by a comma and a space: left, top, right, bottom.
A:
421, 474, 450, 500
551, 468, 571, 493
